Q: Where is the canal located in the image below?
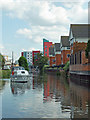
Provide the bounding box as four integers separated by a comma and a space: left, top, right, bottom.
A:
0, 73, 89, 119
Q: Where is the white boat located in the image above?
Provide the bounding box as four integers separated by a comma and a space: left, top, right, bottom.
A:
10, 66, 30, 82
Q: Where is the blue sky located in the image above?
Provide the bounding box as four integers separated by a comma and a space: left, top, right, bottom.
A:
0, 0, 88, 61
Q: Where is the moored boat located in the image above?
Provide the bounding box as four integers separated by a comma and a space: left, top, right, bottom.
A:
10, 66, 30, 82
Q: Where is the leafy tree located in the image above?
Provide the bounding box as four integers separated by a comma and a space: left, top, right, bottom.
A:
34, 53, 48, 72
18, 56, 29, 71
85, 40, 90, 58
0, 53, 5, 69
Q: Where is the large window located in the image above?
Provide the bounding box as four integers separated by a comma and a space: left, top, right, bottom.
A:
45, 53, 47, 55
45, 49, 47, 52
45, 46, 47, 48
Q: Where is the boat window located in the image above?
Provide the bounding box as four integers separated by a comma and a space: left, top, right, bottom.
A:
21, 67, 25, 70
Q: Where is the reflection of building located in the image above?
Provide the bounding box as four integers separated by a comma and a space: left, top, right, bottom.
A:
21, 51, 32, 66
70, 81, 89, 118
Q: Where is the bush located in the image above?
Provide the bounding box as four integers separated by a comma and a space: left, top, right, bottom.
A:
63, 61, 70, 72
0, 70, 11, 79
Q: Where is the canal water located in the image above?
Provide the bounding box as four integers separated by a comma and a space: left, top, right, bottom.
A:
0, 73, 89, 119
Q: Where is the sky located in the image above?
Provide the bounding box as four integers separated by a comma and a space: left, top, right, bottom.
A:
0, 0, 89, 61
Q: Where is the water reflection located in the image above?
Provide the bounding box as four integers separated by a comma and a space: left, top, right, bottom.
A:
69, 79, 89, 118
10, 81, 30, 96
0, 80, 6, 93
1, 73, 89, 118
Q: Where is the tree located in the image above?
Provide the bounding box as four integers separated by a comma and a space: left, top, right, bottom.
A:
85, 40, 90, 58
34, 53, 48, 72
18, 56, 29, 71
0, 53, 5, 69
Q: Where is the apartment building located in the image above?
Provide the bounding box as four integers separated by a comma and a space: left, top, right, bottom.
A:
60, 36, 70, 65
21, 51, 32, 66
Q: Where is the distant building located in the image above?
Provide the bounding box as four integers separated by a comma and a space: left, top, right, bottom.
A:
21, 51, 32, 66
32, 51, 40, 65
54, 43, 61, 66
44, 42, 52, 57
43, 38, 49, 55
60, 36, 70, 65
49, 47, 55, 66
4, 59, 12, 69
15, 60, 19, 66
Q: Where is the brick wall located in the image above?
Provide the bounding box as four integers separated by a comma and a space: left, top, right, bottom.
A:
55, 54, 61, 66
70, 64, 90, 71
49, 56, 55, 66
73, 42, 87, 54
61, 50, 70, 64
82, 51, 88, 64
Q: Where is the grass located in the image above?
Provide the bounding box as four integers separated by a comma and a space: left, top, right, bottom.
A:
0, 69, 11, 79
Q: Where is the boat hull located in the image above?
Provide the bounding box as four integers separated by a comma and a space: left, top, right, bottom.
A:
10, 75, 30, 82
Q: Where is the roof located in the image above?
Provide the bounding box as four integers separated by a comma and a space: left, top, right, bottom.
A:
70, 24, 90, 38
49, 47, 55, 56
61, 36, 70, 47
54, 43, 60, 52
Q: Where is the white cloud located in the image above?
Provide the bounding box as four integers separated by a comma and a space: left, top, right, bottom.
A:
1, 0, 88, 59
17, 28, 32, 39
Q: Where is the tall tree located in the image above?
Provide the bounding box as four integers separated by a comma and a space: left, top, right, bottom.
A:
0, 53, 5, 69
18, 56, 29, 71
34, 53, 48, 71
85, 40, 90, 58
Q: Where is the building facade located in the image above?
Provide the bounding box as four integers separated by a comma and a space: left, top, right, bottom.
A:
60, 36, 70, 65
54, 43, 61, 66
32, 51, 40, 65
44, 42, 52, 57
49, 47, 55, 66
69, 24, 90, 74
21, 51, 32, 66
43, 38, 49, 55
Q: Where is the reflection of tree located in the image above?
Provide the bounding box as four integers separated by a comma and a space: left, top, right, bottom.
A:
32, 73, 44, 90
0, 80, 6, 92
10, 81, 30, 96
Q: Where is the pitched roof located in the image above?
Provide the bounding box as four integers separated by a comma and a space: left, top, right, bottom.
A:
61, 36, 70, 47
70, 24, 90, 38
54, 43, 60, 52
49, 47, 55, 56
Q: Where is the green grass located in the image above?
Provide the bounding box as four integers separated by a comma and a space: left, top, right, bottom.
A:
0, 70, 11, 79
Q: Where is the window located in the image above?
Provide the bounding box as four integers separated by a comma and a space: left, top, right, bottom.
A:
53, 59, 55, 62
67, 47, 70, 49
45, 49, 47, 52
51, 45, 52, 47
45, 46, 47, 48
67, 54, 70, 58
45, 53, 47, 56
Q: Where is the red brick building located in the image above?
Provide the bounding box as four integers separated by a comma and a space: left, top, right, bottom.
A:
44, 42, 52, 57
60, 36, 70, 65
32, 51, 40, 65
49, 47, 55, 66
69, 24, 90, 74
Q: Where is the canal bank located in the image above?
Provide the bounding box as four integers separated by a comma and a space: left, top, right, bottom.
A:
0, 69, 11, 79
